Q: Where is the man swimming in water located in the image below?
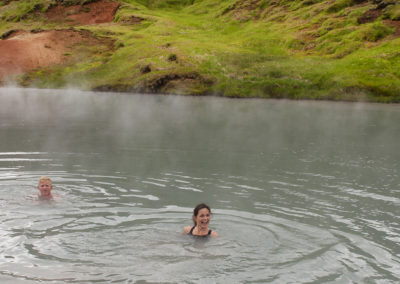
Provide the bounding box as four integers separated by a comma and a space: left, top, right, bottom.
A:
37, 176, 54, 199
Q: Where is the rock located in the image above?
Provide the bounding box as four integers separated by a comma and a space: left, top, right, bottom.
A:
140, 64, 151, 74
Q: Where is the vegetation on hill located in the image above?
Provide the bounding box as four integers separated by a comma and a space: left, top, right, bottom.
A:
0, 0, 399, 102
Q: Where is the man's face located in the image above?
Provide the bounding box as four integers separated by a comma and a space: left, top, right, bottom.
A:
38, 182, 53, 196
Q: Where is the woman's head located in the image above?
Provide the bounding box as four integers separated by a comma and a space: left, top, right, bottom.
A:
192, 203, 211, 226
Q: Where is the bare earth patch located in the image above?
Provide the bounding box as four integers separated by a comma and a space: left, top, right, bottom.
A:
0, 0, 119, 82
384, 19, 400, 37
0, 29, 112, 81
46, 0, 120, 25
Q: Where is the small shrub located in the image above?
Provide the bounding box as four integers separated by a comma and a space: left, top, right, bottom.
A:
65, 10, 78, 16
115, 41, 125, 49
286, 38, 305, 50
333, 41, 362, 58
383, 4, 400, 20
316, 41, 341, 55
268, 70, 284, 78
80, 6, 90, 13
326, 0, 352, 13
303, 0, 316, 6
258, 0, 268, 10
147, 0, 195, 9
61, 0, 81, 7
1, 29, 15, 39
353, 0, 368, 3
140, 64, 151, 74
359, 22, 393, 42
43, 2, 57, 12
82, 0, 99, 4
167, 54, 177, 61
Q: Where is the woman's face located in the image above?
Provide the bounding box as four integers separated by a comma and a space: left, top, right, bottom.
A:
194, 208, 211, 228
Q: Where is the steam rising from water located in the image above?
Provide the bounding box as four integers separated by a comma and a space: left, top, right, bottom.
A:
1, 87, 398, 169
0, 87, 399, 283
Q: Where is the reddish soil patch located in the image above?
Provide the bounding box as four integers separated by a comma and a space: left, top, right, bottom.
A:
357, 8, 399, 37
46, 0, 120, 25
0, 29, 110, 81
357, 9, 381, 24
0, 0, 119, 82
384, 19, 400, 37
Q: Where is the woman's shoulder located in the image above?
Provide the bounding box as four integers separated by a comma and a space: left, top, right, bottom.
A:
210, 230, 219, 237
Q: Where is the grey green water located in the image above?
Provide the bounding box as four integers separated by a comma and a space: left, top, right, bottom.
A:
0, 87, 399, 283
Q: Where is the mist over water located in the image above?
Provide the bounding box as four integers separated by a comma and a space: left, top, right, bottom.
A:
0, 87, 399, 283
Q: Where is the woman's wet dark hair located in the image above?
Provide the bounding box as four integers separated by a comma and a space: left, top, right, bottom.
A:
193, 203, 211, 225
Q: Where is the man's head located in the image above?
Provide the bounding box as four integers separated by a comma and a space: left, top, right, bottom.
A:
37, 176, 53, 197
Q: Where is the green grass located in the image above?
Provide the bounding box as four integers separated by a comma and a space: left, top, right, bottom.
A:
385, 4, 400, 20
0, 0, 399, 102
0, 0, 47, 22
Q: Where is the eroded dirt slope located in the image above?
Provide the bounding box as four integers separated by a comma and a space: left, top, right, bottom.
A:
0, 0, 119, 82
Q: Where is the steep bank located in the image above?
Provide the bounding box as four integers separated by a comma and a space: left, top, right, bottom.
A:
0, 0, 399, 102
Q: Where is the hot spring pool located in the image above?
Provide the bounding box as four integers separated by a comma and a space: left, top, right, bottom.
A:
0, 87, 399, 283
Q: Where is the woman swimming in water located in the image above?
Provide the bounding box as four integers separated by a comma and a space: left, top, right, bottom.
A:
184, 203, 219, 237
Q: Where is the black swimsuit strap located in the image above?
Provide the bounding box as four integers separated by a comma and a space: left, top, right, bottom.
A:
189, 226, 212, 236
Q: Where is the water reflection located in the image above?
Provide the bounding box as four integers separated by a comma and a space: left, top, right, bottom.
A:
0, 88, 399, 283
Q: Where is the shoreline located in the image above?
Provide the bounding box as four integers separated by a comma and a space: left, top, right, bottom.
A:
1, 85, 399, 105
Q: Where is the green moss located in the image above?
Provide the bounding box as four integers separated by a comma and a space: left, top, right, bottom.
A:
131, 0, 194, 9
358, 21, 394, 42
1, 0, 399, 102
333, 40, 362, 58
0, 0, 43, 22
326, 0, 352, 13
383, 4, 400, 20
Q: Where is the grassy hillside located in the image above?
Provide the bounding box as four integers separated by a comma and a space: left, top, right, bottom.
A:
1, 0, 399, 102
